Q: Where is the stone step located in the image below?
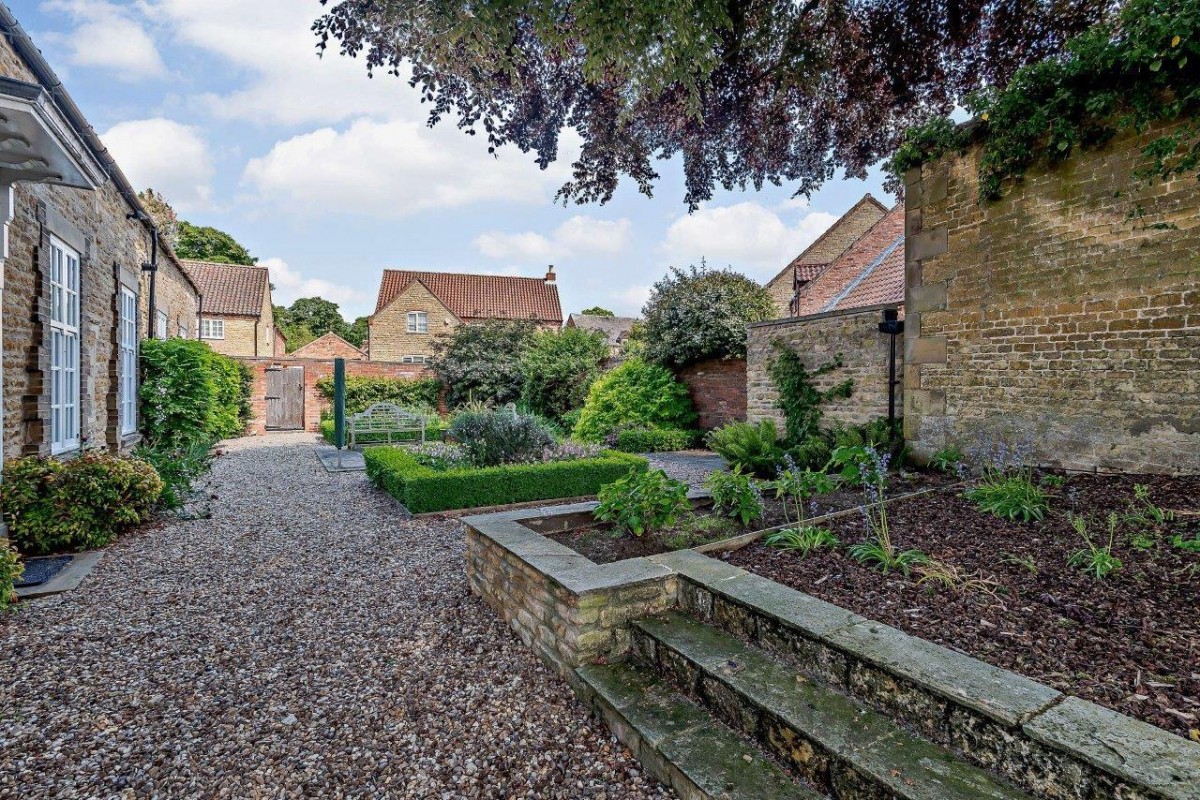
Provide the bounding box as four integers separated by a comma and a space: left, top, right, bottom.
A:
633, 612, 1035, 800
577, 660, 825, 800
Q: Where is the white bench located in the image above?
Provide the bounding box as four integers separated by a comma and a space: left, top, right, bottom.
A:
347, 403, 426, 448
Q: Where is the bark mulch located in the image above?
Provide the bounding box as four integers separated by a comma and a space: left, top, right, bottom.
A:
723, 473, 1200, 741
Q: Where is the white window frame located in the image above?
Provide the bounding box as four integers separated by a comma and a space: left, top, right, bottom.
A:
200, 318, 225, 340
178, 322, 187, 339
156, 310, 168, 340
406, 311, 428, 334
119, 287, 138, 435
49, 236, 80, 455
401, 355, 429, 364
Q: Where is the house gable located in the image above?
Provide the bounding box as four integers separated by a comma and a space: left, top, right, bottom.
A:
369, 280, 458, 363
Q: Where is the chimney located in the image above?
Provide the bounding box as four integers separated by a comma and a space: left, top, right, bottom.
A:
545, 265, 556, 283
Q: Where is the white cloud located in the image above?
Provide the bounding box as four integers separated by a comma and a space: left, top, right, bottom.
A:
262, 257, 371, 318
100, 118, 214, 211
659, 202, 838, 280
42, 0, 167, 79
241, 117, 568, 218
475, 216, 632, 261
611, 284, 651, 316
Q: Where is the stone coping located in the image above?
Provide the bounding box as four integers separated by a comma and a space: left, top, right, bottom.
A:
14, 551, 104, 600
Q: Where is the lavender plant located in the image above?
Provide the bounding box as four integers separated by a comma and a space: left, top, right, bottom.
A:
833, 445, 929, 575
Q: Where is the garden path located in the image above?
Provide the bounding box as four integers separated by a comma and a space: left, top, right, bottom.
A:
0, 432, 672, 799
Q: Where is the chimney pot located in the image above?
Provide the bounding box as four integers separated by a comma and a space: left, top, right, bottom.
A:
545, 265, 557, 283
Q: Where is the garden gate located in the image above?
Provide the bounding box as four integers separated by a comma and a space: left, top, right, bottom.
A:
265, 365, 305, 430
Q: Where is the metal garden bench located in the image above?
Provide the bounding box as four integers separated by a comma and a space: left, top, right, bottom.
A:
347, 402, 426, 448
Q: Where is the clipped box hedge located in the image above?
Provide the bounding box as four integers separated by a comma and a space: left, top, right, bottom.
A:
364, 448, 649, 513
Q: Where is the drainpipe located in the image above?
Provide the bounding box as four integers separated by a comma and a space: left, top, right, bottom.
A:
140, 224, 158, 336
878, 308, 905, 430
197, 294, 203, 340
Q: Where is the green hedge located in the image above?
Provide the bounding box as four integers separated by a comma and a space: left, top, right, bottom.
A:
614, 427, 698, 453
140, 338, 251, 447
319, 417, 447, 446
315, 375, 441, 416
364, 448, 649, 513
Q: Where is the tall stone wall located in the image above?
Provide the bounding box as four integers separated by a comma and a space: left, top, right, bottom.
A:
676, 358, 747, 431
747, 304, 903, 435
904, 122, 1200, 473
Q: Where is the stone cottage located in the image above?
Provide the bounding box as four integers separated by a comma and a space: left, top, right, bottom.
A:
564, 313, 638, 362
0, 5, 200, 461
183, 260, 281, 358
368, 268, 563, 363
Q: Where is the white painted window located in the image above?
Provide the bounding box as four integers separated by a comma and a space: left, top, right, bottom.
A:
178, 322, 187, 339
49, 237, 80, 454
156, 310, 168, 340
119, 288, 138, 435
401, 355, 429, 364
406, 311, 428, 333
200, 318, 225, 339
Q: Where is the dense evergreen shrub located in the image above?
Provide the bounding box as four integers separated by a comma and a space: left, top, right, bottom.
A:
1, 453, 162, 555
140, 339, 251, 447
364, 448, 648, 513
430, 319, 536, 407
573, 358, 697, 443
315, 375, 441, 415
447, 410, 555, 467
0, 543, 21, 610
612, 427, 697, 453
519, 327, 609, 420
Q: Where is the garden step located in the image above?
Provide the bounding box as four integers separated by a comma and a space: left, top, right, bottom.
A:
577, 661, 825, 800
633, 612, 1034, 800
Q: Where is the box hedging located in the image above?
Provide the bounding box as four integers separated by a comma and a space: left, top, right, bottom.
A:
319, 417, 447, 445
364, 449, 649, 513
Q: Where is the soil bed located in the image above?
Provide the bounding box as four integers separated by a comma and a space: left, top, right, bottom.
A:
722, 472, 1200, 740
546, 470, 953, 564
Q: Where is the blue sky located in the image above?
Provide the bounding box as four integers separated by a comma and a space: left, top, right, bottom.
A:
21, 0, 890, 321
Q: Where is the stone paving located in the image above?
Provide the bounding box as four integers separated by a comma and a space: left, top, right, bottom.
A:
0, 432, 673, 799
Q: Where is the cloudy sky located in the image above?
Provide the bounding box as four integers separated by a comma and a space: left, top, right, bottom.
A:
22, 0, 890, 320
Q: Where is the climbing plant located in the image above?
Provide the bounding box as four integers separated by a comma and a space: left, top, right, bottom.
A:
889, 0, 1200, 200
767, 341, 853, 445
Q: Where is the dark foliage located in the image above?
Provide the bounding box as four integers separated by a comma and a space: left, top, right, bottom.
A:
430, 319, 536, 407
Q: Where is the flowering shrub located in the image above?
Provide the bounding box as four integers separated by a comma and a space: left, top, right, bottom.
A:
705, 468, 763, 526
964, 432, 1048, 522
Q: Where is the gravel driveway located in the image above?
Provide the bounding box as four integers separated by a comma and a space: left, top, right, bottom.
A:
0, 433, 673, 799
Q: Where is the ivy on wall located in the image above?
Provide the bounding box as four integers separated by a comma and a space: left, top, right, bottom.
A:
889, 0, 1200, 201
767, 340, 853, 444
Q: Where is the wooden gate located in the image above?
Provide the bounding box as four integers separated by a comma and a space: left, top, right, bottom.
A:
265, 366, 305, 430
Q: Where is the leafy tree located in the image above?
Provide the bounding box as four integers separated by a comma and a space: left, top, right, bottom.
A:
642, 265, 774, 369
520, 327, 609, 420
344, 316, 369, 348
430, 320, 537, 407
176, 221, 256, 265
275, 298, 366, 352
315, 0, 1111, 205
579, 306, 615, 317
573, 358, 697, 443
137, 188, 180, 250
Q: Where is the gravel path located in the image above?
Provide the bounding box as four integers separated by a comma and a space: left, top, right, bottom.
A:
0, 433, 673, 799
647, 450, 727, 488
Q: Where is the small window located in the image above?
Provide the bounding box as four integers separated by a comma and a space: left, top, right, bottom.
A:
49, 237, 80, 454
119, 288, 138, 435
178, 322, 187, 339
406, 311, 428, 333
156, 310, 168, 340
401, 355, 429, 364
200, 319, 225, 339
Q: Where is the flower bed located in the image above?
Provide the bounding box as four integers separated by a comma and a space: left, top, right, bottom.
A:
364, 448, 649, 513
722, 472, 1200, 740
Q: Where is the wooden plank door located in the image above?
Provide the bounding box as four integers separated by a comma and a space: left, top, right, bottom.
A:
265, 366, 305, 430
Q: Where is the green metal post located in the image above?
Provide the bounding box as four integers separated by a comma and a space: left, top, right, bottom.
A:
333, 358, 346, 449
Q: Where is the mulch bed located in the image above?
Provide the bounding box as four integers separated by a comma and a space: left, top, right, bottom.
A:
722, 473, 1200, 741
546, 470, 954, 565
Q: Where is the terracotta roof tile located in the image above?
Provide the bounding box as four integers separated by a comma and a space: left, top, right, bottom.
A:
375, 269, 563, 324
830, 241, 905, 312
182, 260, 269, 317
794, 207, 905, 317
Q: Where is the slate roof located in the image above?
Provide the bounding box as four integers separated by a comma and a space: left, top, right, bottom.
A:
793, 206, 905, 317
374, 270, 563, 324
182, 261, 270, 318
565, 314, 639, 345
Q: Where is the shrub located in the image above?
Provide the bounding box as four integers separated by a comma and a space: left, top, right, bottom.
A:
519, 327, 609, 420
431, 319, 536, 407
642, 265, 774, 369
1, 542, 21, 610
135, 439, 213, 510
315, 375, 441, 416
612, 426, 697, 453
365, 448, 648, 513
705, 468, 763, 526
573, 358, 697, 442
448, 410, 555, 467
929, 445, 965, 474
594, 469, 691, 536
2, 453, 163, 555
965, 474, 1048, 522
706, 420, 784, 479
140, 338, 251, 448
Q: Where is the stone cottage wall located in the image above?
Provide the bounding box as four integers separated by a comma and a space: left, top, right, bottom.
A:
904, 122, 1200, 473
676, 358, 747, 431
747, 304, 904, 434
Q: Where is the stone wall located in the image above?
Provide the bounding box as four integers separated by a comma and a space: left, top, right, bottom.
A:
240, 357, 431, 434
904, 122, 1200, 473
676, 358, 747, 431
138, 255, 201, 341
368, 282, 457, 362
747, 304, 903, 434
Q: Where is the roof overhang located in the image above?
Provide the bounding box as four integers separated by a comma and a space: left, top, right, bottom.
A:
0, 77, 104, 189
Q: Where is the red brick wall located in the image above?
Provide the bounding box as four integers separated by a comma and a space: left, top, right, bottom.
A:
240, 357, 432, 435
677, 358, 747, 431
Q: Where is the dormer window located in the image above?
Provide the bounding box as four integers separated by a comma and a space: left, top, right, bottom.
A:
406, 311, 428, 333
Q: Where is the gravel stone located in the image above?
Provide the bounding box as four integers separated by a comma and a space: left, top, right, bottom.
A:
0, 433, 675, 799
646, 451, 727, 489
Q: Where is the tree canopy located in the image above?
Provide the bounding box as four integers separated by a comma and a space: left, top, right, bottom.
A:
430, 319, 537, 407
137, 188, 180, 250
177, 222, 256, 265
275, 297, 368, 351
579, 306, 615, 317
315, 0, 1113, 205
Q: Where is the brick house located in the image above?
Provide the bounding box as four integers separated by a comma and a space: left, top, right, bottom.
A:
290, 332, 367, 361
792, 206, 905, 317
368, 268, 563, 363
0, 6, 200, 462
764, 194, 888, 317
183, 260, 281, 358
